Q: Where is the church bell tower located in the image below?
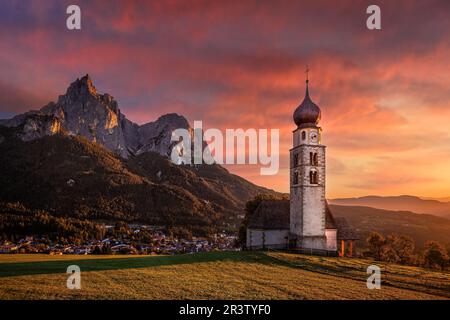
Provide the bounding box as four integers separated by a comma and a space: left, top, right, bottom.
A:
290, 70, 327, 250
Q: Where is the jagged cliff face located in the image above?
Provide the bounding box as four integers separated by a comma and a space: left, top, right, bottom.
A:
0, 75, 191, 159
17, 114, 61, 142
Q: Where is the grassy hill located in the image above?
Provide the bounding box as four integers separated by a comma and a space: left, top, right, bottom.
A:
330, 204, 450, 248
0, 251, 449, 299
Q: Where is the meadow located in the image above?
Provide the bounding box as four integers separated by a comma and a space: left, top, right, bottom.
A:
0, 251, 449, 300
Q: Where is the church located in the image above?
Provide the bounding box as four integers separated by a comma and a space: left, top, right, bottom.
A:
246, 76, 358, 256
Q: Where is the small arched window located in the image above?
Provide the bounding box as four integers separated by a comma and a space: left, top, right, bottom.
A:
293, 154, 298, 167
301, 131, 306, 141
310, 152, 318, 166
293, 171, 299, 185
310, 170, 318, 184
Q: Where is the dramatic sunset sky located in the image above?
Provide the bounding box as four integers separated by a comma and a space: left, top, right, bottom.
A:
1, 0, 450, 198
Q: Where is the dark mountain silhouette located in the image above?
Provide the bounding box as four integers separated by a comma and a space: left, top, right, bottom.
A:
329, 195, 450, 219
331, 204, 450, 248
422, 196, 450, 202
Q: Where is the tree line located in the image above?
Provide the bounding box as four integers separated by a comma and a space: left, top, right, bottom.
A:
0, 202, 106, 244
0, 202, 217, 244
366, 231, 449, 270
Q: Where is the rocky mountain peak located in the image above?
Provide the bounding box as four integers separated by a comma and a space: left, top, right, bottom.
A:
59, 74, 119, 114
1, 75, 198, 160
66, 74, 98, 97
153, 113, 190, 130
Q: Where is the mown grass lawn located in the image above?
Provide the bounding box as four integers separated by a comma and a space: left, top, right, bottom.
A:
0, 251, 448, 300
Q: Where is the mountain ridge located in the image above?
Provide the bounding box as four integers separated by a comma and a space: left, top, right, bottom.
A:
329, 195, 450, 219
330, 204, 450, 248
0, 125, 275, 234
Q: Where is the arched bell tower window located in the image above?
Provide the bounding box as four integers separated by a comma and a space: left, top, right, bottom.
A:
309, 170, 318, 184
293, 153, 299, 167
301, 131, 306, 141
314, 153, 318, 166
310, 152, 318, 166
293, 170, 299, 185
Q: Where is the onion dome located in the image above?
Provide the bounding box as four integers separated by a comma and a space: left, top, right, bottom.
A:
293, 79, 321, 127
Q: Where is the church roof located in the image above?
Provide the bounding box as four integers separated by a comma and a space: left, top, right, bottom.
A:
334, 217, 359, 240
247, 200, 290, 230
247, 199, 358, 240
325, 204, 337, 229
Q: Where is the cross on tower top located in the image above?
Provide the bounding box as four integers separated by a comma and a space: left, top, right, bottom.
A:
305, 65, 309, 84
304, 65, 310, 97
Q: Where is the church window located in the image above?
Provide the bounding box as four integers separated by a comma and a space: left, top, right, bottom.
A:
293, 153, 298, 167
301, 131, 306, 140
310, 152, 318, 166
293, 171, 299, 184
310, 170, 318, 184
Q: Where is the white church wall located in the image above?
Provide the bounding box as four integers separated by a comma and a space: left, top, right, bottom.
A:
290, 186, 303, 235
325, 229, 337, 251
302, 236, 327, 250
302, 186, 325, 236
300, 145, 326, 244
246, 229, 289, 250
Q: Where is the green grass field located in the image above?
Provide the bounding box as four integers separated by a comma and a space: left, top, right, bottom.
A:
0, 251, 449, 300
